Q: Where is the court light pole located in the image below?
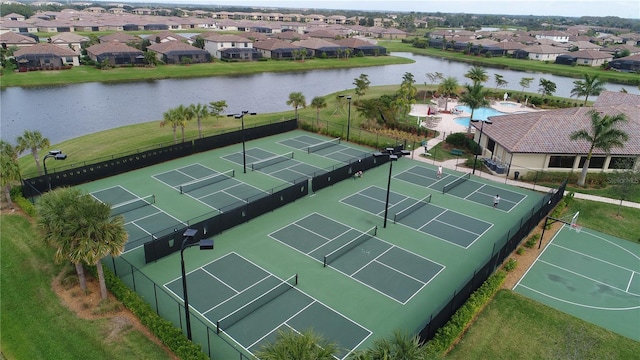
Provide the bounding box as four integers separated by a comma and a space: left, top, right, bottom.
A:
374, 148, 410, 228
227, 111, 256, 173
43, 150, 67, 191
180, 228, 214, 341
338, 95, 352, 142
470, 119, 492, 175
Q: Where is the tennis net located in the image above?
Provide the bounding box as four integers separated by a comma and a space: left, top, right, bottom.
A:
307, 138, 340, 153
250, 152, 294, 171
179, 169, 235, 194
216, 274, 298, 334
323, 226, 377, 267
111, 194, 155, 216
442, 172, 471, 194
393, 194, 432, 224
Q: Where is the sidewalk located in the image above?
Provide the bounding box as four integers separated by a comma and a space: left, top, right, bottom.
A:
408, 100, 640, 210
409, 149, 640, 210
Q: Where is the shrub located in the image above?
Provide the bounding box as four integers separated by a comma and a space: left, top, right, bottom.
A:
525, 233, 540, 248
504, 258, 517, 272
445, 133, 467, 147
516, 247, 525, 255
10, 186, 37, 217
423, 270, 507, 357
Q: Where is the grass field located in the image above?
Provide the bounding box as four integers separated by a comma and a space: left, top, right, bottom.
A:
0, 214, 175, 360
0, 56, 413, 88
378, 40, 640, 86
446, 290, 640, 359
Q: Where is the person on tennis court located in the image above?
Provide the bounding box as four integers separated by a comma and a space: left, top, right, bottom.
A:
493, 194, 500, 208
437, 165, 443, 179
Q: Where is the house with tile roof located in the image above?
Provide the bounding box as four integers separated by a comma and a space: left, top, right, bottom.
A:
199, 33, 260, 60
331, 37, 387, 56
514, 45, 566, 61
555, 50, 614, 67
291, 38, 349, 58
0, 31, 37, 48
86, 42, 144, 65
14, 43, 79, 70
146, 41, 210, 64
472, 91, 639, 179
608, 53, 640, 73
48, 32, 89, 53
253, 38, 308, 59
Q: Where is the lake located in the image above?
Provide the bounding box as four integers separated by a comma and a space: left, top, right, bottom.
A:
1, 52, 636, 145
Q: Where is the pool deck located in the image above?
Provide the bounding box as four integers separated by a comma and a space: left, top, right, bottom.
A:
412, 100, 539, 136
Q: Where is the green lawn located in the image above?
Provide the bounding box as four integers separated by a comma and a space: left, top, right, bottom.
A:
0, 214, 175, 360
378, 40, 640, 86
446, 290, 640, 360
0, 55, 413, 88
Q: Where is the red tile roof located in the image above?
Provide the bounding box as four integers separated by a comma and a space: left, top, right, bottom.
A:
477, 92, 640, 155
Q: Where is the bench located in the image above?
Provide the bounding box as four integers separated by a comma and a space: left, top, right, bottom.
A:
450, 149, 464, 156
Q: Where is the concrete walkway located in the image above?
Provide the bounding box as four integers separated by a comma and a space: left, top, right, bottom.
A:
407, 100, 640, 210
408, 148, 640, 210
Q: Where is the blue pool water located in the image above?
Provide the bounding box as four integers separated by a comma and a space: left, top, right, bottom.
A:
454, 105, 505, 127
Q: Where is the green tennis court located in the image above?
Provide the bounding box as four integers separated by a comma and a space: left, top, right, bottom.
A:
152, 164, 268, 210
269, 213, 445, 304
514, 225, 640, 340
341, 186, 493, 248
396, 165, 526, 212
222, 147, 326, 183
78, 129, 549, 358
164, 252, 371, 359
91, 186, 186, 251
279, 135, 371, 163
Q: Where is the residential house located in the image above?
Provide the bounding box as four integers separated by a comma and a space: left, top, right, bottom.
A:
533, 30, 570, 43
14, 43, 79, 70
253, 38, 308, 59
331, 37, 387, 56
555, 50, 613, 67
608, 53, 640, 72
199, 33, 260, 60
0, 19, 39, 33
48, 32, 89, 53
85, 42, 144, 65
472, 91, 639, 179
291, 38, 348, 58
148, 31, 188, 44
146, 41, 210, 64
3, 13, 26, 21
514, 45, 565, 61
0, 31, 37, 48
99, 32, 141, 44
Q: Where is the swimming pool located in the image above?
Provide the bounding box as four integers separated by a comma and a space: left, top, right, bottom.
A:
454, 105, 505, 127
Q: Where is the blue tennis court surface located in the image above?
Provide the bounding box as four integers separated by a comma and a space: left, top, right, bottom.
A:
164, 252, 371, 359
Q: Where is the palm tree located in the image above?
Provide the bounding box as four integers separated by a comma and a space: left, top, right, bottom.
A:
570, 74, 606, 106
189, 103, 210, 139
459, 82, 491, 134
287, 92, 306, 120
175, 104, 194, 143
0, 140, 21, 209
349, 330, 428, 359
16, 130, 50, 175
437, 76, 459, 112
310, 96, 327, 130
570, 110, 629, 187
160, 108, 180, 144
37, 187, 127, 300
255, 328, 338, 360
464, 65, 488, 85
494, 74, 508, 90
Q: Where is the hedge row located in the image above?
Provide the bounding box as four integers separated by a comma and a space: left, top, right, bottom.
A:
102, 267, 209, 360
423, 270, 507, 356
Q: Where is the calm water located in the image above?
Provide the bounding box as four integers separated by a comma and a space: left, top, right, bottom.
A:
1, 52, 636, 145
